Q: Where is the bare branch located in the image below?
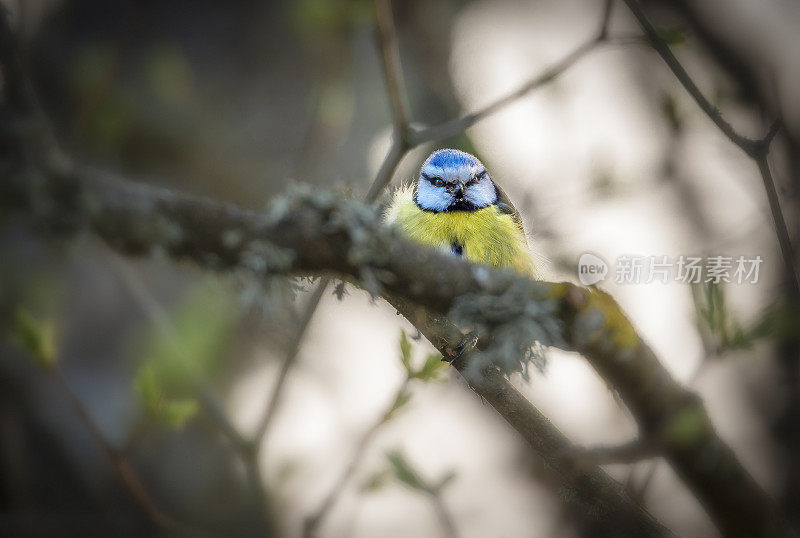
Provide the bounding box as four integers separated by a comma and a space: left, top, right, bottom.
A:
252, 122, 408, 450
303, 376, 412, 538
365, 136, 407, 206
429, 490, 458, 538
252, 0, 413, 449
374, 0, 412, 141
620, 0, 763, 155
620, 0, 800, 300
410, 0, 618, 146
411, 37, 604, 145
252, 281, 326, 446
394, 300, 666, 536
754, 153, 800, 298
0, 6, 35, 113
48, 366, 207, 536
13, 147, 789, 534
598, 0, 615, 41
568, 439, 660, 467
110, 254, 273, 533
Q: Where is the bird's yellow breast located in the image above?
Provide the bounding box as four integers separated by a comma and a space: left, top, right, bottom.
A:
388, 197, 533, 275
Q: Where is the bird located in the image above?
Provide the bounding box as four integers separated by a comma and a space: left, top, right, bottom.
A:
385, 148, 534, 276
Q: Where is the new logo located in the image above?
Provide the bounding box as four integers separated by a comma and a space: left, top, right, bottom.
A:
578, 253, 608, 286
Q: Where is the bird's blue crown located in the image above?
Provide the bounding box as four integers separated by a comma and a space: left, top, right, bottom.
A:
425, 148, 480, 170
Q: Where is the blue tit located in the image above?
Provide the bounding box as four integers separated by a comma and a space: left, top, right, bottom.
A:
385, 148, 534, 275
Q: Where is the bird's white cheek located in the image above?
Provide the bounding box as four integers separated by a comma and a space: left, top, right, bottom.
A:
416, 182, 452, 212
465, 180, 496, 207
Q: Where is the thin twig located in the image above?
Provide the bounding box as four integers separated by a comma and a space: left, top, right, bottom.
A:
570, 438, 659, 466
253, 0, 413, 450
375, 0, 411, 140
428, 490, 458, 538
303, 377, 411, 538
251, 137, 408, 450
0, 5, 34, 113
50, 365, 205, 536
598, 0, 615, 41
364, 137, 406, 204
631, 462, 659, 504
620, 0, 761, 154
410, 0, 615, 145
411, 37, 603, 145
197, 386, 251, 453
109, 254, 271, 534
252, 281, 326, 446
621, 0, 799, 296
755, 153, 800, 298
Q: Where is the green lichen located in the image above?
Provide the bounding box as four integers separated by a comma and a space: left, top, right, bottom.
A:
664, 405, 709, 447
240, 239, 296, 275
577, 289, 639, 351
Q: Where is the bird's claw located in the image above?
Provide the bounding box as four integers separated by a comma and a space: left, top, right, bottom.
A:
450, 331, 479, 365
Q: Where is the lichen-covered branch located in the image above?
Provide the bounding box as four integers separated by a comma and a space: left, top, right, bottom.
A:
389, 298, 665, 536
0, 6, 790, 536
1, 154, 789, 536
253, 0, 413, 448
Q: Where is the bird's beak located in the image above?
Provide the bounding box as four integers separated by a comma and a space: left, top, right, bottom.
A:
453, 183, 465, 198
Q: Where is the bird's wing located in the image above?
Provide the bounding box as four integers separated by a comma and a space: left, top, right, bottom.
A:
493, 183, 526, 234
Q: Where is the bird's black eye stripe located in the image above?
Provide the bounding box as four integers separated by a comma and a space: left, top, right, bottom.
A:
465, 170, 486, 187
422, 173, 446, 187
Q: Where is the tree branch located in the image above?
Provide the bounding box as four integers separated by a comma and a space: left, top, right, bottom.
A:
3, 154, 790, 535
0, 2, 35, 114
620, 0, 763, 155
253, 0, 412, 450
620, 0, 799, 298
374, 0, 411, 143
303, 375, 412, 538
109, 254, 273, 534
567, 439, 660, 467
411, 37, 603, 145
48, 365, 207, 536
1, 5, 789, 535
390, 298, 665, 536
251, 281, 326, 447
410, 0, 615, 145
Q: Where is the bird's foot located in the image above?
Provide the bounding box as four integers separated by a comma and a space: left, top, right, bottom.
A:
450, 331, 479, 365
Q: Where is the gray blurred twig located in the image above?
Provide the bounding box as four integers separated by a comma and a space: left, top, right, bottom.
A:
251, 0, 412, 452
374, 0, 411, 141
569, 439, 660, 466
302, 375, 412, 538
45, 362, 206, 536
110, 255, 272, 536
621, 0, 799, 299
411, 0, 614, 145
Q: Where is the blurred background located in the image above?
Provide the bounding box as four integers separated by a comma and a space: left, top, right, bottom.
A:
1, 0, 799, 536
